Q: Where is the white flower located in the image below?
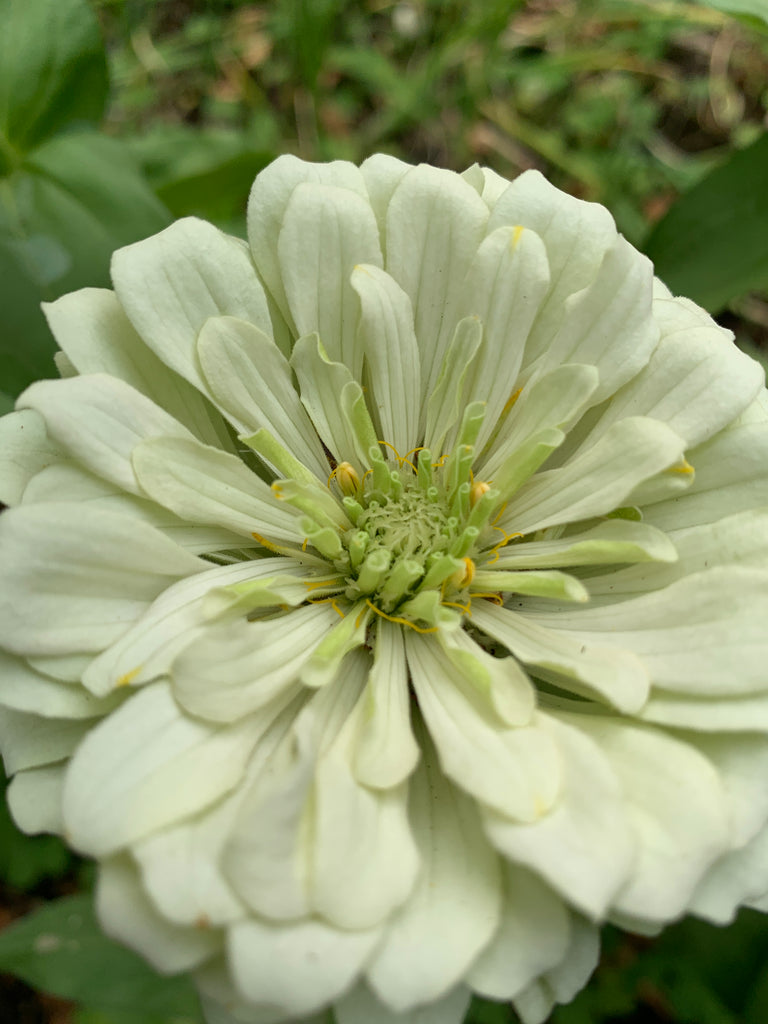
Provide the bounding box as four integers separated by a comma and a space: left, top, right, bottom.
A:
2, 155, 768, 1024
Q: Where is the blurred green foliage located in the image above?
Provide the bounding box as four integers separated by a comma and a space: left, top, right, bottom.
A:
2, 0, 768, 1022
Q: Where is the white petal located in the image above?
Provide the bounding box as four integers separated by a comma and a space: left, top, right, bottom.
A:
584, 294, 763, 449
385, 165, 489, 408
360, 154, 412, 243
525, 567, 768, 697
644, 417, 768, 530
640, 690, 768, 732
468, 865, 571, 1000
473, 602, 650, 714
336, 982, 471, 1024
82, 558, 311, 697
17, 374, 194, 495
512, 917, 599, 1024
0, 706, 88, 772
691, 823, 768, 923
7, 765, 66, 834
352, 620, 420, 789
0, 504, 204, 655
483, 712, 634, 919
172, 604, 336, 722
351, 264, 421, 454
0, 409, 61, 506
111, 218, 272, 393
366, 749, 502, 1011
132, 436, 301, 542
248, 155, 368, 334
0, 650, 119, 719
227, 916, 381, 1017
487, 169, 616, 368
278, 183, 383, 377
63, 682, 262, 856
423, 316, 483, 454
540, 235, 659, 403
310, 685, 419, 930
499, 416, 685, 534
406, 634, 558, 821
43, 288, 233, 448
97, 855, 218, 972
564, 714, 730, 923
455, 225, 551, 449
196, 316, 328, 477
134, 795, 246, 928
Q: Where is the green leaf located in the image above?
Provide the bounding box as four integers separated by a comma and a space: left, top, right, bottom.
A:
643, 133, 768, 312
0, 0, 108, 163
0, 893, 202, 1021
0, 778, 72, 889
0, 131, 170, 396
695, 0, 768, 29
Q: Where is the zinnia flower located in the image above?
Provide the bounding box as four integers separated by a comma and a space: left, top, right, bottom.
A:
2, 155, 768, 1024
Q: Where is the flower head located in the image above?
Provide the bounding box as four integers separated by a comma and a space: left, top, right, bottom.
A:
2, 155, 768, 1024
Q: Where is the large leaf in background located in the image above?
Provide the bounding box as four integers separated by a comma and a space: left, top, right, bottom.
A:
0, 894, 201, 1022
0, 0, 108, 159
696, 0, 768, 29
0, 133, 170, 394
643, 133, 768, 312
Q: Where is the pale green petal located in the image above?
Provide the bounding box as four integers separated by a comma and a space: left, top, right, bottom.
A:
18, 374, 194, 495
563, 714, 730, 923
483, 712, 633, 918
385, 165, 489, 406
351, 264, 421, 454
278, 183, 383, 377
63, 682, 261, 856
491, 518, 676, 572
423, 316, 483, 453
7, 765, 66, 834
351, 621, 420, 789
290, 334, 365, 465
196, 315, 328, 478
499, 416, 685, 535
405, 634, 560, 821
132, 436, 301, 542
473, 603, 650, 713
0, 409, 61, 506
43, 288, 233, 448
0, 504, 204, 656
479, 363, 598, 481
487, 169, 616, 367
227, 916, 381, 1018
336, 983, 471, 1024
111, 218, 272, 393
247, 155, 368, 334
640, 690, 768, 732
454, 225, 550, 450
366, 749, 501, 1012
172, 605, 336, 721
97, 855, 218, 972
468, 865, 571, 1000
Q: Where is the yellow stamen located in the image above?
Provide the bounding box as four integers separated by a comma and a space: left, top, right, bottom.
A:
364, 599, 439, 634
470, 480, 491, 508
117, 666, 142, 687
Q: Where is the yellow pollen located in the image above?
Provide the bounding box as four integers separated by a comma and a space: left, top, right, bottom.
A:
329, 461, 360, 494
470, 480, 491, 508
669, 458, 694, 475
501, 387, 523, 418
449, 556, 476, 591
117, 666, 142, 687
